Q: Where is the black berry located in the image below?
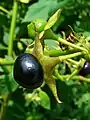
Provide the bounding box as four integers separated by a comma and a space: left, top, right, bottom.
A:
80, 62, 90, 76
13, 53, 44, 89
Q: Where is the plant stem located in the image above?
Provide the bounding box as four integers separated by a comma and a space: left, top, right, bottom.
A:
59, 52, 82, 61
61, 75, 90, 83
0, 58, 14, 65
0, 1, 18, 120
58, 37, 88, 52
0, 6, 10, 14
55, 65, 64, 81
55, 73, 90, 83
67, 59, 78, 66
66, 69, 79, 81
8, 0, 18, 56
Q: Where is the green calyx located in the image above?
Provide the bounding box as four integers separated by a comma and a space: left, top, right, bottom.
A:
31, 31, 61, 103
26, 9, 87, 103
27, 21, 62, 102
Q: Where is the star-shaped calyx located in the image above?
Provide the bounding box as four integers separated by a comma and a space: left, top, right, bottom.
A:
32, 31, 61, 103
27, 9, 62, 103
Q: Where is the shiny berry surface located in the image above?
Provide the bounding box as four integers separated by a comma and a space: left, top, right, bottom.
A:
13, 53, 44, 89
80, 62, 90, 76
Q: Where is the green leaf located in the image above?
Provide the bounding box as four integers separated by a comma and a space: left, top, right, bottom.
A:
23, 0, 51, 22
44, 9, 62, 30
8, 71, 19, 92
3, 31, 9, 45
0, 71, 18, 97
45, 39, 58, 49
39, 90, 51, 110
39, 29, 58, 40
76, 93, 90, 108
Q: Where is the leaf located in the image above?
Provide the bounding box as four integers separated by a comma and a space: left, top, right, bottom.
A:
0, 71, 18, 97
39, 90, 51, 110
76, 93, 90, 108
45, 39, 58, 49
8, 71, 19, 92
23, 0, 51, 22
39, 29, 58, 40
3, 31, 9, 45
44, 9, 62, 30
5, 89, 26, 120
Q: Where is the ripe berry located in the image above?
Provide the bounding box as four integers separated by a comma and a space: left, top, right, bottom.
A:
13, 53, 44, 89
80, 61, 90, 76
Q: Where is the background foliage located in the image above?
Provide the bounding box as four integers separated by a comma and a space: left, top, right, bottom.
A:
0, 0, 90, 120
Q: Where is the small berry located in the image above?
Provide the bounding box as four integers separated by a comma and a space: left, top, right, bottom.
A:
80, 61, 90, 76
13, 53, 44, 89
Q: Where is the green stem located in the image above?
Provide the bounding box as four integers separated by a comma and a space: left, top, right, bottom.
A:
8, 0, 18, 56
59, 52, 82, 61
61, 75, 90, 83
66, 69, 79, 81
58, 37, 88, 52
0, 58, 14, 65
0, 6, 10, 14
67, 59, 79, 66
0, 1, 18, 120
54, 65, 64, 81
55, 73, 90, 83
